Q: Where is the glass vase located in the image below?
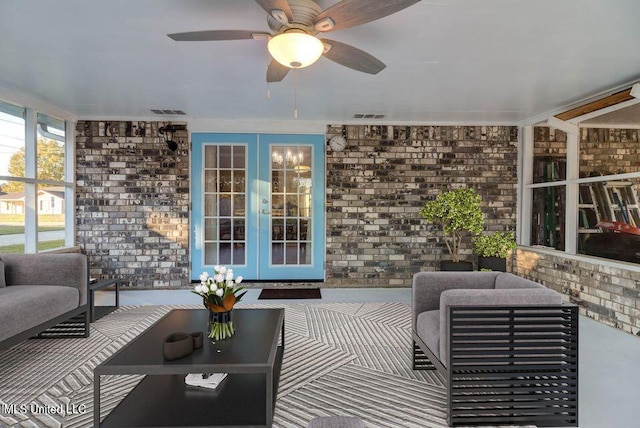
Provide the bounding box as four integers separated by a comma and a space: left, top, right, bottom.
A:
208, 309, 234, 340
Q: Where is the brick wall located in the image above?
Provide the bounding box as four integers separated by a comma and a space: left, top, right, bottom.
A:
75, 121, 189, 288
324, 124, 518, 287
514, 249, 640, 335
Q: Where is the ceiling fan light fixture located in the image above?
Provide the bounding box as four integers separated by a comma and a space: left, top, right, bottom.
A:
267, 31, 324, 69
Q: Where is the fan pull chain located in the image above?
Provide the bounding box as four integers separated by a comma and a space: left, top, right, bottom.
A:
266, 48, 271, 100
293, 68, 298, 119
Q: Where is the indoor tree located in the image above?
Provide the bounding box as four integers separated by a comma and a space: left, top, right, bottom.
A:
419, 187, 484, 263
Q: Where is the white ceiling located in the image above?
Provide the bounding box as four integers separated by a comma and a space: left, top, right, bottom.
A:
1, 0, 639, 124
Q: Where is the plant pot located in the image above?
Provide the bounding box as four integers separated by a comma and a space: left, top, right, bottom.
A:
478, 256, 507, 272
440, 260, 473, 271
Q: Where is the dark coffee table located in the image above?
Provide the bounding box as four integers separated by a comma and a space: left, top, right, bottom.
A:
94, 308, 285, 427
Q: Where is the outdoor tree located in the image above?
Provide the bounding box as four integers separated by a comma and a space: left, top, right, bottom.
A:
4, 139, 64, 192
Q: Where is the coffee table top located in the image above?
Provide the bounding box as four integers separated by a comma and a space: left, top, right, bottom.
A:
95, 308, 284, 375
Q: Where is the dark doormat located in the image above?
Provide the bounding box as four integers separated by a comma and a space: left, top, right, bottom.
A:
258, 288, 322, 300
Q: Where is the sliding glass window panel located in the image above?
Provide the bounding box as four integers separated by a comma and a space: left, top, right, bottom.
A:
0, 181, 26, 253
533, 127, 567, 183
36, 183, 65, 252
530, 186, 566, 251
202, 144, 247, 267
577, 177, 640, 264
36, 113, 65, 182
0, 101, 26, 183
580, 129, 640, 176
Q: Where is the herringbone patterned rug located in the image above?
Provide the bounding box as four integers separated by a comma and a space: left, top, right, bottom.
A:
0, 303, 524, 427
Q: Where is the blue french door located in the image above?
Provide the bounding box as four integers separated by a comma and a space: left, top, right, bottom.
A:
191, 133, 325, 281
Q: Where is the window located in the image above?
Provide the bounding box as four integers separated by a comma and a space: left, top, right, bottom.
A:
523, 123, 640, 265
528, 127, 567, 251
0, 100, 73, 253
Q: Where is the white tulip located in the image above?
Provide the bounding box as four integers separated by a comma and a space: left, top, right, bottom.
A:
215, 288, 224, 297
226, 270, 234, 281
209, 282, 217, 292
236, 276, 243, 284
218, 266, 227, 275
214, 273, 225, 283
199, 272, 209, 283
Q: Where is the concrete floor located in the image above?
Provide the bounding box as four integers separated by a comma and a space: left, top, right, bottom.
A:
95, 288, 640, 428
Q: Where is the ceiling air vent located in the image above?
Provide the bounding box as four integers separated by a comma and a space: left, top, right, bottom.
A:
353, 113, 385, 119
151, 109, 187, 115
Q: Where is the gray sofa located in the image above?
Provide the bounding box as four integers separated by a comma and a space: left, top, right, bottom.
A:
0, 253, 90, 351
412, 271, 578, 427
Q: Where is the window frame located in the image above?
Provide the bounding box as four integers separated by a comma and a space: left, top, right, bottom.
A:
520, 106, 640, 272
0, 98, 76, 253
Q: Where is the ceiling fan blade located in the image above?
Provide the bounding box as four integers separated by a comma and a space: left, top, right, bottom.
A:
315, 0, 421, 32
168, 30, 269, 42
267, 60, 290, 82
321, 39, 386, 75
254, 0, 293, 23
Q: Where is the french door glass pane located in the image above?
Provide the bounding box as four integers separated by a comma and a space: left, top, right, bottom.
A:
203, 144, 246, 266
270, 144, 313, 266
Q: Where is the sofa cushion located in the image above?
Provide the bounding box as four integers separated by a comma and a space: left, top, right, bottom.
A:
416, 309, 441, 361
0, 258, 5, 288
495, 273, 545, 289
0, 285, 79, 342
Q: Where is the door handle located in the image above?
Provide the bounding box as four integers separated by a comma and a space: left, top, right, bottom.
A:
261, 209, 271, 214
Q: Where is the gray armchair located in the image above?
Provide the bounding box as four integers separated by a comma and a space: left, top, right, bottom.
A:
412, 271, 578, 427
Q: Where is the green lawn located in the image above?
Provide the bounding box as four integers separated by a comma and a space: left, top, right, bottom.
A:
0, 239, 66, 254
0, 225, 64, 235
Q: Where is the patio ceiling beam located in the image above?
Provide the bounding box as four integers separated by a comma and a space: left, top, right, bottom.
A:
555, 87, 635, 121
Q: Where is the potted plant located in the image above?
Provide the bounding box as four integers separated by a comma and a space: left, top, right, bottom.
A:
473, 231, 517, 272
419, 188, 484, 271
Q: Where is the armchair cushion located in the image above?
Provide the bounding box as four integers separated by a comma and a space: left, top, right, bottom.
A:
412, 271, 498, 329
495, 274, 545, 289
416, 310, 441, 360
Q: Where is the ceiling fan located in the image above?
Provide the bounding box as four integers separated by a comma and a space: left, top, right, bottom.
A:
168, 0, 421, 83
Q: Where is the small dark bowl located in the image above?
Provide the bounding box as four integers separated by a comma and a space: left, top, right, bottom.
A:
190, 331, 203, 349
163, 332, 193, 361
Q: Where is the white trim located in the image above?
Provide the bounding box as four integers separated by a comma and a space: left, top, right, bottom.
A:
519, 245, 640, 275
24, 109, 37, 253
574, 171, 640, 184
519, 126, 533, 246
546, 117, 579, 136
65, 119, 76, 248
631, 83, 640, 99
564, 133, 579, 255
528, 180, 568, 189
0, 85, 77, 122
